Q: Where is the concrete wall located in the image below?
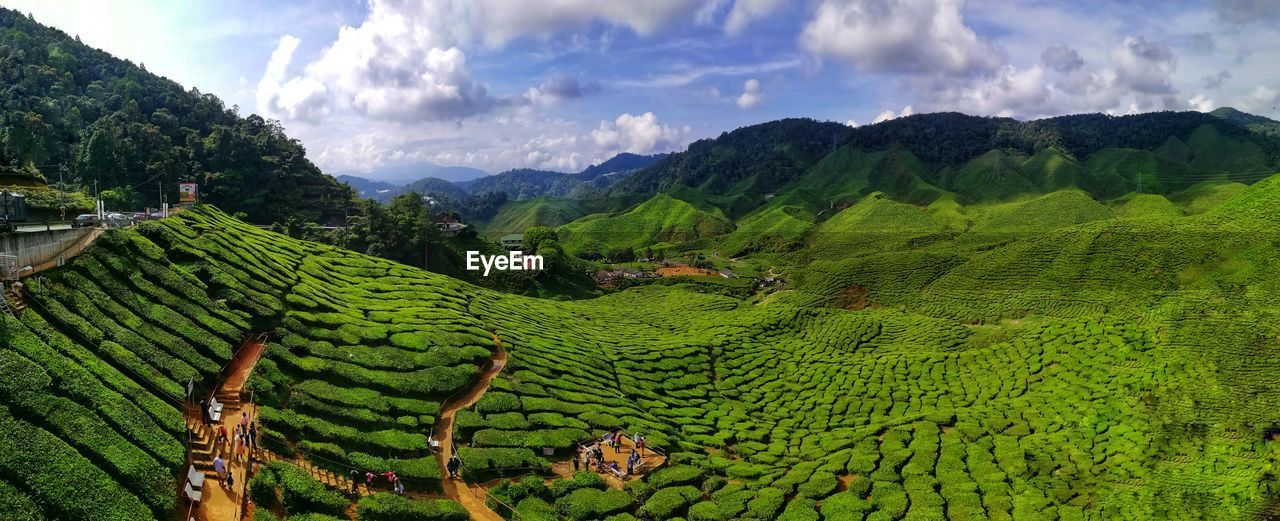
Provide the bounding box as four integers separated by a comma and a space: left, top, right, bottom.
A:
0, 228, 90, 280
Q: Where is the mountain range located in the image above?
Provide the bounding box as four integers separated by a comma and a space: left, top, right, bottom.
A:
341, 152, 668, 203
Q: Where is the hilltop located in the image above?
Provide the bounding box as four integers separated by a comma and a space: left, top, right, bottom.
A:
0, 9, 354, 223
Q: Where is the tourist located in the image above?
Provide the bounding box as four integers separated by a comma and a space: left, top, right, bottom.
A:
447, 456, 461, 478
394, 478, 404, 496
232, 429, 242, 462
637, 437, 646, 457
572, 451, 580, 472
633, 432, 640, 445
626, 457, 634, 476
248, 422, 257, 452
213, 454, 227, 485
199, 399, 211, 425
240, 411, 249, 429
383, 471, 397, 490
366, 471, 376, 486
217, 425, 229, 451
349, 469, 360, 492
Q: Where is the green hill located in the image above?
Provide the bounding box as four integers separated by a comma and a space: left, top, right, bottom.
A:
972, 189, 1112, 233
6, 201, 1280, 519
1021, 147, 1085, 190
949, 149, 1037, 201
557, 193, 734, 254
1113, 193, 1184, 220
482, 197, 591, 238
0, 9, 353, 223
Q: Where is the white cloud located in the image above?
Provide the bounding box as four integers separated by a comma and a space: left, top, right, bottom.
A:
801, 0, 1005, 76
253, 3, 496, 123
724, 0, 785, 36
1111, 36, 1176, 95
1041, 44, 1084, 73
468, 0, 700, 47
916, 35, 1186, 118
844, 119, 859, 127
736, 78, 764, 109
873, 105, 914, 123
1188, 93, 1215, 112
616, 58, 802, 88
1237, 85, 1278, 112
591, 112, 684, 154
522, 73, 602, 106
256, 35, 332, 122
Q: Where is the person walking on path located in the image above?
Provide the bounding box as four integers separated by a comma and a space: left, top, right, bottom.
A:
366, 471, 376, 486
232, 429, 242, 463
349, 469, 360, 493
572, 451, 580, 472
614, 434, 622, 453
394, 478, 404, 496
447, 456, 461, 479
213, 454, 227, 486
637, 437, 646, 457
200, 399, 211, 425
249, 422, 258, 454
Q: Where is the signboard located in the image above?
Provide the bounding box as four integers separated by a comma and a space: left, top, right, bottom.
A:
179, 183, 198, 203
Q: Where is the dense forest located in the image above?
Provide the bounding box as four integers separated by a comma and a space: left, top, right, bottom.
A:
0, 9, 353, 223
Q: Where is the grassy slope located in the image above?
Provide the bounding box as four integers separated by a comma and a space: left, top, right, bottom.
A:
8, 182, 1280, 519
557, 193, 734, 254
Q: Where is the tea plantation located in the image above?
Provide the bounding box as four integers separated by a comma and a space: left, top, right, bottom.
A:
4, 171, 1280, 520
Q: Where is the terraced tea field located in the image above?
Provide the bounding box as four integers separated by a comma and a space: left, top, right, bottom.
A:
4, 175, 1280, 520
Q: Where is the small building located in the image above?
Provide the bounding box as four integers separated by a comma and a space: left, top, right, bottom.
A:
431, 213, 467, 237
499, 233, 524, 250
0, 191, 27, 221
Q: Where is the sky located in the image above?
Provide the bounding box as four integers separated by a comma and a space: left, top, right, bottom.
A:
4, 0, 1280, 179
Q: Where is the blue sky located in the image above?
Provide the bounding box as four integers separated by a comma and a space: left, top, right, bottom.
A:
4, 0, 1279, 179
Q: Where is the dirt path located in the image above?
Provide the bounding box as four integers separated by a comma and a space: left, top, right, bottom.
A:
189, 335, 267, 521
433, 334, 508, 521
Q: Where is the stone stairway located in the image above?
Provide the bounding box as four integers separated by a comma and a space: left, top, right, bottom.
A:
1, 286, 22, 316
259, 450, 379, 497
188, 391, 245, 477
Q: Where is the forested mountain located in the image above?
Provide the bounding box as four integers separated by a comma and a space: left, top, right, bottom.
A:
613, 118, 853, 196
601, 111, 1279, 219
335, 174, 398, 199
349, 152, 669, 204
0, 9, 353, 222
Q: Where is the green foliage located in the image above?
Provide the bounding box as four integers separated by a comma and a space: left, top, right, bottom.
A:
271, 462, 350, 517
356, 493, 468, 521
0, 9, 353, 222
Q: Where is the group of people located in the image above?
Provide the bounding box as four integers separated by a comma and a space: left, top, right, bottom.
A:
572, 431, 649, 478
215, 412, 258, 463
348, 469, 405, 496
211, 412, 259, 488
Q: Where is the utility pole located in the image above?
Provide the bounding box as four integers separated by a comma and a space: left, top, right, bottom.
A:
58, 163, 66, 221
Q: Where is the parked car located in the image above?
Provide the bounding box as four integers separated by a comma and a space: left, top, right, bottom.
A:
131, 212, 147, 222
104, 213, 132, 228
72, 214, 99, 228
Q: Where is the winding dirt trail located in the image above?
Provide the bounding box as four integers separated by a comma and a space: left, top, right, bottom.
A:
433, 334, 508, 521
